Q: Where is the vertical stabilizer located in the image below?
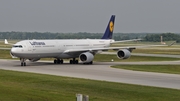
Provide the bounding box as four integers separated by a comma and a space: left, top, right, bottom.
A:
101, 15, 115, 39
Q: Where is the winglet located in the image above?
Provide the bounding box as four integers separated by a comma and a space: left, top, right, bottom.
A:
101, 15, 115, 39
5, 39, 8, 44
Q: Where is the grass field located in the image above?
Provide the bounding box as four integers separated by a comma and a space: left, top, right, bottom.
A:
112, 65, 180, 74
1, 69, 180, 101
133, 48, 180, 54
94, 54, 180, 62
0, 50, 12, 59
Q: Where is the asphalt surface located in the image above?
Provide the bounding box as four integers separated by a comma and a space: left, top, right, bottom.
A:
0, 59, 180, 90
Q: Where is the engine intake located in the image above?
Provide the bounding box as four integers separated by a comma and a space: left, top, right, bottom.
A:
117, 49, 131, 59
79, 52, 94, 63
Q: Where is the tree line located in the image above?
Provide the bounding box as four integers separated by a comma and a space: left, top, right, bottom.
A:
0, 32, 147, 40
144, 33, 180, 43
0, 32, 180, 42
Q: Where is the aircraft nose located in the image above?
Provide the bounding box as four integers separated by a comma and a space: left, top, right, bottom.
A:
10, 48, 17, 57
11, 49, 14, 56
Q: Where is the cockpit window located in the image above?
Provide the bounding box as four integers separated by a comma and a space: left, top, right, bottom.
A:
13, 45, 23, 48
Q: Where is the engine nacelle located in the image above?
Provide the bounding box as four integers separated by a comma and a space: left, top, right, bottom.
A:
117, 49, 131, 59
29, 58, 40, 62
79, 52, 94, 63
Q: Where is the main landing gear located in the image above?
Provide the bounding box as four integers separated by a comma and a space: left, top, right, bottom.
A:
54, 58, 79, 64
69, 58, 78, 64
54, 59, 63, 64
69, 58, 93, 64
53, 58, 93, 64
20, 58, 26, 66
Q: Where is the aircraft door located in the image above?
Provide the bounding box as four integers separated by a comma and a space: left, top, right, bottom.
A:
27, 42, 34, 53
58, 42, 65, 52
87, 40, 93, 48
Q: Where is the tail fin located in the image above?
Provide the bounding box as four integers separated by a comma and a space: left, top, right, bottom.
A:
101, 15, 115, 39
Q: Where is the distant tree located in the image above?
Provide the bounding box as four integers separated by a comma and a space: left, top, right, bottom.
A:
144, 33, 180, 43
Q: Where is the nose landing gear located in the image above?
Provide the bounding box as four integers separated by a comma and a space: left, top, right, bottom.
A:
20, 58, 26, 66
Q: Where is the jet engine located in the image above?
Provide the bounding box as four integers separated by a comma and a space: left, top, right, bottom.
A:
117, 49, 131, 59
29, 58, 40, 62
79, 52, 94, 63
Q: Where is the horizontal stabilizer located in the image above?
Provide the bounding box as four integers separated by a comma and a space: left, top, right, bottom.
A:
4, 39, 14, 45
5, 39, 8, 44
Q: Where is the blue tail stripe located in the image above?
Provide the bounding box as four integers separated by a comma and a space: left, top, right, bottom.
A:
101, 15, 115, 39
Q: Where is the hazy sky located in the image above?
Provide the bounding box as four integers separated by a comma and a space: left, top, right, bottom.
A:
0, 0, 180, 33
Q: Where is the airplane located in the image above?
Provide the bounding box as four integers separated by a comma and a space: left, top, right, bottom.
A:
6, 15, 142, 66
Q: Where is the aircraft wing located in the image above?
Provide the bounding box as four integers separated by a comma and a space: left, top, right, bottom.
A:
111, 39, 142, 44
63, 43, 173, 54
63, 47, 136, 53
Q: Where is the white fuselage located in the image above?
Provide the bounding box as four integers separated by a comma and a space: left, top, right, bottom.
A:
11, 39, 112, 59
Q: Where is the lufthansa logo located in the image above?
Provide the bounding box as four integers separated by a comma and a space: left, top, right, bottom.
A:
30, 41, 46, 45
109, 21, 114, 32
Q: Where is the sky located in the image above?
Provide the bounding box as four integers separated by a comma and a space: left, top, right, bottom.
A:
0, 0, 180, 33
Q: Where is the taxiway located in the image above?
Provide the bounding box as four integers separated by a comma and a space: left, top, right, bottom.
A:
0, 59, 180, 89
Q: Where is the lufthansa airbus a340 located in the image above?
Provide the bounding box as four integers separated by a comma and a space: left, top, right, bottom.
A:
6, 15, 140, 66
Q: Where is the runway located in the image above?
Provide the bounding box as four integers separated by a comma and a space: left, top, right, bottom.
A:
0, 59, 180, 90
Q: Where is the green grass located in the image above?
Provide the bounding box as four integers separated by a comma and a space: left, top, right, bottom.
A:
94, 54, 180, 62
133, 48, 180, 54
1, 69, 180, 101
0, 50, 13, 59
112, 65, 180, 74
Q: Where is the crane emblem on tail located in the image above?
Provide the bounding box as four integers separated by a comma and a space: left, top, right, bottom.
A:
109, 21, 114, 32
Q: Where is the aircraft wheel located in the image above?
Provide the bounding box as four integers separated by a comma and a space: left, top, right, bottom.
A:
70, 60, 72, 64
72, 60, 75, 64
24, 62, 26, 66
54, 60, 57, 64
60, 60, 63, 64
75, 60, 78, 64
70, 59, 78, 64
21, 62, 23, 66
20, 58, 26, 66
89, 61, 93, 64
57, 59, 60, 64
21, 62, 26, 66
